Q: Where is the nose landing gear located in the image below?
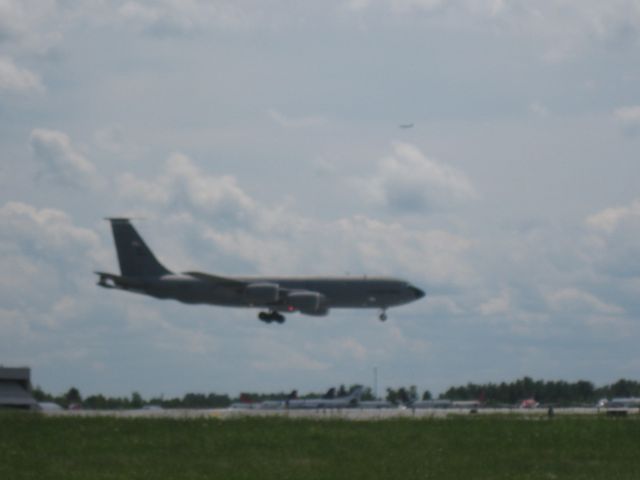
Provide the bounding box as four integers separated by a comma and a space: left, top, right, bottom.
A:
258, 311, 285, 324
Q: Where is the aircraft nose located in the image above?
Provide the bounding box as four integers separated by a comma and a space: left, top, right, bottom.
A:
409, 286, 425, 299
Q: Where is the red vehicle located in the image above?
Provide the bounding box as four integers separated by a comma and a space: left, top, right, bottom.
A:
519, 398, 539, 409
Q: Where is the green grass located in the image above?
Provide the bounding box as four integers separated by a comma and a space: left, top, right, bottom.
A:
1, 414, 639, 479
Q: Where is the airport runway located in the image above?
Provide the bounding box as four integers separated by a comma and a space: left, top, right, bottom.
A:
41, 407, 631, 420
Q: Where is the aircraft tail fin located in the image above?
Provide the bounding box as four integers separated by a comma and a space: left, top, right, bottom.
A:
349, 387, 364, 400
107, 218, 172, 277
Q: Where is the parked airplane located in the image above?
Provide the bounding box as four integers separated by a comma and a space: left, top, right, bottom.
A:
411, 396, 483, 410
228, 388, 364, 410
358, 399, 396, 409
603, 397, 640, 409
96, 219, 425, 323
411, 399, 453, 409
286, 387, 364, 409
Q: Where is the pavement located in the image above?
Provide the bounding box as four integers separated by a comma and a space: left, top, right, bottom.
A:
40, 406, 634, 420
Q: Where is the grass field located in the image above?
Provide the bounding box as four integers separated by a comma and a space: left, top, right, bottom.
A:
1, 413, 639, 479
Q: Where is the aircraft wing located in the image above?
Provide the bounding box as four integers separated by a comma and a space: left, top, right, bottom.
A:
184, 272, 322, 302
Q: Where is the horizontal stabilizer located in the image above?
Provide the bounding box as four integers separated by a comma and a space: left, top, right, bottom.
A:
95, 271, 122, 288
95, 271, 145, 290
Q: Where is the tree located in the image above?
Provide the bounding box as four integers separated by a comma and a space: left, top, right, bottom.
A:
609, 379, 640, 398
65, 387, 82, 407
32, 386, 53, 402
131, 391, 144, 409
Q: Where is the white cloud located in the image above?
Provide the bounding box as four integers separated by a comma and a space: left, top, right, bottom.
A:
347, 0, 640, 61
118, 153, 258, 226
0, 201, 101, 261
614, 105, 640, 122
546, 288, 624, 316
327, 337, 368, 362
331, 217, 474, 286
0, 201, 104, 334
422, 295, 464, 315
585, 199, 640, 280
586, 199, 640, 234
30, 129, 102, 189
123, 303, 219, 355
388, 0, 445, 13
357, 142, 476, 212
117, 0, 253, 34
0, 56, 43, 92
478, 289, 510, 316
387, 324, 431, 355
249, 335, 330, 372
114, 153, 474, 289
614, 105, 640, 135
530, 101, 549, 117
93, 124, 131, 155
0, 0, 60, 51
345, 0, 372, 11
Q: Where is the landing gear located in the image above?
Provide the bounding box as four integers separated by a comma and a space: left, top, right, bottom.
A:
258, 311, 285, 324
379, 309, 388, 322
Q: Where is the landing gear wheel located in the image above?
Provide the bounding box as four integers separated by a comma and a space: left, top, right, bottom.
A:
258, 311, 286, 324
379, 310, 388, 322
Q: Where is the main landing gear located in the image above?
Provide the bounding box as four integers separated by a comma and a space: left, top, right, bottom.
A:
258, 311, 285, 324
379, 309, 388, 322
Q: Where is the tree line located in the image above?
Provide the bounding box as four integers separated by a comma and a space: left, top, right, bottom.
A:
438, 377, 640, 406
32, 377, 640, 409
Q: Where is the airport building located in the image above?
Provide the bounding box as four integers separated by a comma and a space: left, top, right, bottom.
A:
0, 367, 38, 410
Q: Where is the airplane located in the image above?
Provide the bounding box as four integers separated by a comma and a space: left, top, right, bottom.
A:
95, 218, 425, 324
229, 390, 310, 410
358, 399, 396, 409
286, 387, 364, 409
399, 123, 414, 129
410, 399, 453, 409
601, 397, 640, 409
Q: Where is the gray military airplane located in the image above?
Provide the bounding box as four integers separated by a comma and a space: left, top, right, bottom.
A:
287, 387, 364, 409
229, 387, 365, 410
96, 219, 425, 324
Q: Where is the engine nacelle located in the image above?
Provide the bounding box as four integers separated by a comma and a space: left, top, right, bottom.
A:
286, 291, 329, 316
244, 283, 280, 305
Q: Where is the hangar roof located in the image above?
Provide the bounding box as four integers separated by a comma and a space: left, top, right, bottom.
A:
0, 367, 37, 409
0, 382, 37, 407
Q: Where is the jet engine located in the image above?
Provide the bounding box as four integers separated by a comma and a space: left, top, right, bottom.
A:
244, 283, 280, 304
286, 291, 329, 316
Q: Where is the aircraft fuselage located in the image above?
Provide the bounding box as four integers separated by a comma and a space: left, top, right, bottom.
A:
102, 273, 423, 310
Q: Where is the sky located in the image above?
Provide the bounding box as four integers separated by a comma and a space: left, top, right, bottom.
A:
2, 0, 640, 399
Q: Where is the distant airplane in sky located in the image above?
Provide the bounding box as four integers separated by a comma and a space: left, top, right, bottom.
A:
96, 219, 425, 323
399, 123, 414, 129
